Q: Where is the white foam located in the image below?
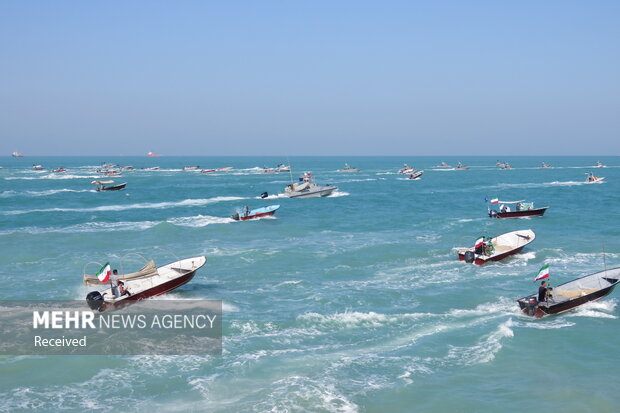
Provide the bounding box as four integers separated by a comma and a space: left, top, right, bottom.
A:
167, 215, 235, 227
327, 191, 350, 198
2, 196, 246, 215
0, 220, 159, 235
254, 193, 288, 199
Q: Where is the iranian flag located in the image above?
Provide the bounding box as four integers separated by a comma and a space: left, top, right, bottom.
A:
534, 264, 550, 281
490, 198, 499, 204
474, 237, 485, 249
97, 262, 112, 283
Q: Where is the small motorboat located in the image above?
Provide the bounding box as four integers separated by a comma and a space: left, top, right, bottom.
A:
51, 168, 67, 173
500, 162, 512, 170
408, 170, 424, 180
488, 200, 548, 218
541, 162, 552, 169
201, 169, 216, 173
143, 166, 160, 171
585, 172, 605, 184
232, 205, 280, 221
32, 164, 45, 171
456, 229, 535, 265
337, 163, 360, 172
398, 164, 415, 174
217, 166, 233, 171
183, 166, 200, 171
518, 267, 620, 318
147, 151, 162, 157
12, 151, 24, 157
285, 172, 337, 198
275, 164, 291, 172
92, 180, 127, 191
84, 256, 207, 312
263, 166, 276, 174
496, 161, 505, 168
437, 161, 451, 168
120, 166, 135, 171
455, 161, 469, 170
594, 161, 605, 168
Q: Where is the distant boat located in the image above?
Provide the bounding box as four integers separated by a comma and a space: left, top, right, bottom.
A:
541, 162, 552, 169
594, 161, 605, 168
201, 169, 216, 173
500, 162, 512, 170
456, 229, 535, 265
337, 163, 360, 172
142, 166, 159, 171
437, 162, 451, 168
398, 164, 415, 174
91, 180, 127, 191
147, 152, 162, 157
518, 267, 620, 318
285, 172, 337, 198
275, 164, 291, 172
183, 166, 199, 171
585, 172, 605, 184
12, 151, 24, 158
455, 161, 469, 170
488, 200, 548, 218
216, 166, 233, 171
51, 168, 67, 173
32, 164, 45, 171
232, 205, 280, 221
408, 170, 424, 180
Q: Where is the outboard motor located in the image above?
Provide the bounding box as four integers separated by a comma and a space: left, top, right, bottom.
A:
524, 297, 538, 317
260, 192, 269, 199
464, 250, 476, 264
231, 212, 240, 221
86, 291, 105, 311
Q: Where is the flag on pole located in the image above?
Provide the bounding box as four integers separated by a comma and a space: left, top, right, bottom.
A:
474, 237, 485, 249
534, 264, 550, 282
490, 198, 499, 204
97, 262, 112, 283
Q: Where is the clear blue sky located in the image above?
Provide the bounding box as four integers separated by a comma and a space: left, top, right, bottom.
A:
1, 1, 618, 156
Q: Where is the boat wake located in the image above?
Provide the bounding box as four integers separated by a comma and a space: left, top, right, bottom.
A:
327, 191, 350, 198
167, 215, 236, 227
2, 196, 247, 215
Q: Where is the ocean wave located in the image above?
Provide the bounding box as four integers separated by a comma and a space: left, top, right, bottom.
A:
2, 196, 247, 215
445, 319, 514, 365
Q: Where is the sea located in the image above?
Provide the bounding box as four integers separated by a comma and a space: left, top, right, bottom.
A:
0, 156, 619, 412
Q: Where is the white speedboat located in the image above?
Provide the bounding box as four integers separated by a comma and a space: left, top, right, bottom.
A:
398, 164, 415, 174
337, 163, 360, 172
285, 172, 337, 198
585, 172, 605, 184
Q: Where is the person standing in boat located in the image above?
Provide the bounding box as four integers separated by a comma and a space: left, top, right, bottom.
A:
243, 205, 250, 218
538, 281, 549, 303
110, 269, 120, 298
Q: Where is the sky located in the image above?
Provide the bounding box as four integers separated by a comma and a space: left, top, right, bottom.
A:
1, 1, 619, 156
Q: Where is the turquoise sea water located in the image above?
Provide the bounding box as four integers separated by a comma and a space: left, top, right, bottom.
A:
1, 156, 619, 412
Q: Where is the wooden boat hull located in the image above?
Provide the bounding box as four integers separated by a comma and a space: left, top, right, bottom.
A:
97, 183, 127, 191
458, 246, 526, 265
456, 229, 535, 265
489, 207, 548, 219
518, 268, 620, 317
101, 268, 198, 312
